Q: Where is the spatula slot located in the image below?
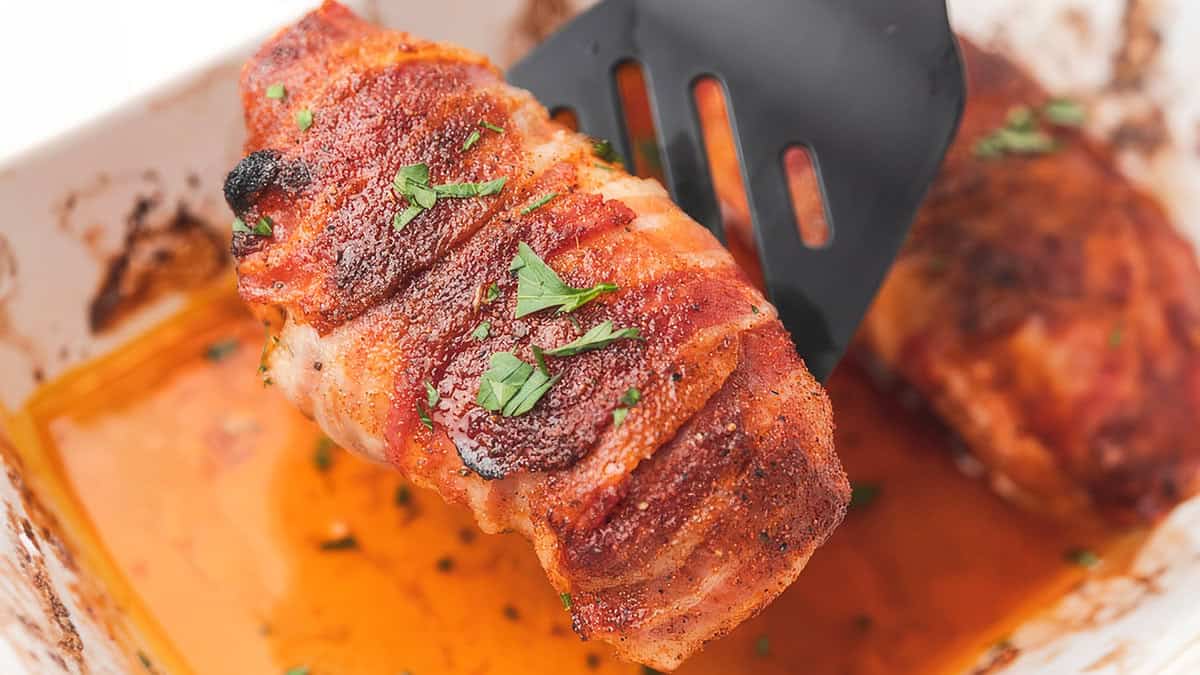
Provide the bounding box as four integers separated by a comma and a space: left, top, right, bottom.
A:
783, 145, 831, 249
613, 61, 665, 184
692, 77, 764, 289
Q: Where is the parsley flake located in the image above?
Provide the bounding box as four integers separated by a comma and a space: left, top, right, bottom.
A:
462, 129, 482, 151
319, 534, 359, 551
232, 216, 273, 236
755, 635, 770, 658
592, 138, 623, 163
974, 104, 1061, 159
391, 162, 506, 229
470, 321, 491, 340
543, 320, 641, 357
1043, 98, 1086, 127
1065, 548, 1100, 568
313, 437, 335, 472
612, 407, 630, 427
509, 242, 617, 317
484, 282, 500, 303
416, 402, 434, 430
1108, 325, 1123, 348
521, 192, 557, 214
204, 338, 239, 362
424, 380, 440, 408
560, 592, 573, 610
477, 352, 560, 417
613, 387, 641, 427
265, 83, 286, 100
480, 120, 505, 133
295, 108, 313, 131
284, 668, 310, 675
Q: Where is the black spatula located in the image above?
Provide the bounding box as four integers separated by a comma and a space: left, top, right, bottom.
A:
508, 0, 965, 381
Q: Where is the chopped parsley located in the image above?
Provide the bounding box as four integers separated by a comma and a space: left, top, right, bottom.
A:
531, 345, 550, 376
477, 351, 560, 417
394, 204, 423, 231
1065, 547, 1100, 568
394, 484, 412, 507
1043, 98, 1086, 127
204, 338, 239, 362
559, 592, 573, 610
543, 320, 641, 357
754, 635, 771, 658
416, 402, 434, 430
974, 104, 1066, 159
462, 129, 482, 151
612, 407, 630, 427
232, 216, 273, 236
521, 192, 557, 214
319, 534, 359, 551
424, 380, 440, 408
849, 482, 881, 510
391, 162, 506, 229
138, 651, 154, 670
283, 668, 310, 675
612, 388, 641, 427
313, 437, 335, 472
265, 83, 286, 100
480, 120, 505, 134
484, 282, 500, 303
509, 242, 617, 317
295, 108, 313, 131
470, 321, 491, 340
592, 138, 622, 163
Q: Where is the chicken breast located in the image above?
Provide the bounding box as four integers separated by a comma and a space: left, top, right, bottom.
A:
859, 42, 1200, 523
223, 2, 848, 669
702, 40, 1200, 524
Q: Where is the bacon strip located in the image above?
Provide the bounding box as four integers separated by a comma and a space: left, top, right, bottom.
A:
226, 2, 847, 669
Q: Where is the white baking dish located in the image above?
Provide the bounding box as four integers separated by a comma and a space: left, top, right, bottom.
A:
0, 0, 1197, 672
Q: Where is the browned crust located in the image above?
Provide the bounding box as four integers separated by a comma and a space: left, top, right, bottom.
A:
858, 40, 1200, 523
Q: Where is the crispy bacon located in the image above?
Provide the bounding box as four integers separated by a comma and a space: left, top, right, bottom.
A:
706, 40, 1200, 524
225, 2, 847, 669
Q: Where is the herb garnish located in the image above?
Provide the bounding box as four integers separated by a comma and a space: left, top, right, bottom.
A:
1043, 98, 1086, 127
232, 216, 273, 236
470, 321, 491, 340
391, 162, 506, 230
424, 380, 440, 408
477, 352, 560, 417
612, 387, 641, 427
295, 108, 313, 131
416, 403, 434, 430
394, 484, 412, 507
974, 101, 1084, 159
849, 482, 881, 510
265, 83, 286, 100
313, 437, 335, 472
319, 534, 359, 551
462, 129, 482, 151
1065, 547, 1100, 568
754, 635, 770, 658
480, 120, 505, 133
592, 138, 622, 163
284, 667, 310, 675
521, 192, 557, 214
560, 592, 573, 610
204, 338, 239, 362
543, 320, 641, 357
510, 242, 617, 317
483, 282, 500, 303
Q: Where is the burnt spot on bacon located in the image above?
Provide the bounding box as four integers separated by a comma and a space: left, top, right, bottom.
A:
223, 150, 311, 215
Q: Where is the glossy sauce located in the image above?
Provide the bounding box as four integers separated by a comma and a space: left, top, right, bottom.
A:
15, 287, 1117, 674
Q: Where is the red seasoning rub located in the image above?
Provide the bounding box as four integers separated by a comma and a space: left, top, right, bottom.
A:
224, 2, 847, 670
858, 42, 1200, 523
